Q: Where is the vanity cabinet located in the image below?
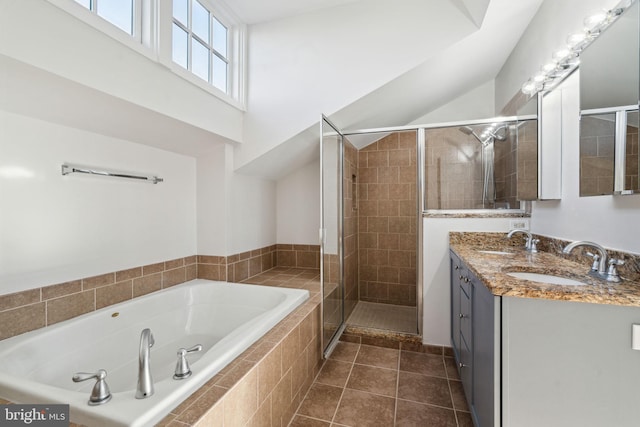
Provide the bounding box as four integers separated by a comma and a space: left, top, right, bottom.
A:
451, 248, 640, 427
450, 251, 500, 427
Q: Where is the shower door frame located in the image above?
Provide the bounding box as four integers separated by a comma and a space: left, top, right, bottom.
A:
341, 116, 531, 337
320, 115, 346, 358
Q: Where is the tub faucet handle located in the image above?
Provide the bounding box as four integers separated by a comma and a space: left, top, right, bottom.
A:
173, 344, 203, 380
72, 369, 112, 406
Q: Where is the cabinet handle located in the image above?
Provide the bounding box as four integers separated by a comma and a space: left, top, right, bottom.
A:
455, 265, 459, 270
464, 277, 469, 283
459, 362, 467, 369
459, 313, 464, 318
459, 275, 463, 280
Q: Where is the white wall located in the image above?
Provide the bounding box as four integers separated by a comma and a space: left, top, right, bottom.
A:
411, 80, 496, 125
423, 217, 514, 346
0, 0, 243, 152
196, 145, 228, 256
238, 0, 478, 169
495, 0, 620, 112
276, 159, 320, 245
531, 72, 640, 253
0, 111, 197, 295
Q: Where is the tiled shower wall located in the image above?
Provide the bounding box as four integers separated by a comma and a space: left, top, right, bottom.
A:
0, 245, 320, 340
357, 131, 417, 307
494, 127, 518, 208
516, 120, 539, 200
580, 116, 615, 196
424, 127, 485, 209
344, 139, 359, 317
580, 118, 639, 196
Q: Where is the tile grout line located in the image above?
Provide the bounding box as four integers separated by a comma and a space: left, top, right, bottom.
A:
328, 343, 359, 426
394, 347, 401, 426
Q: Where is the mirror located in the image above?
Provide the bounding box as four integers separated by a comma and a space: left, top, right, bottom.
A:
580, 0, 640, 196
515, 95, 539, 200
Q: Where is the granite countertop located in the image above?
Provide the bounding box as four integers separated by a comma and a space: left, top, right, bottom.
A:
450, 236, 640, 308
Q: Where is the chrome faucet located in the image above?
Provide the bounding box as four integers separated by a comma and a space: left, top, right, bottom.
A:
136, 328, 155, 399
507, 229, 538, 253
562, 241, 622, 282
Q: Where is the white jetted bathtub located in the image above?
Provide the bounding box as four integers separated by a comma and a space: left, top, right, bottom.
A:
0, 279, 309, 426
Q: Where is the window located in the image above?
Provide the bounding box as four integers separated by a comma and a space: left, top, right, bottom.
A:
74, 0, 136, 36
172, 0, 229, 93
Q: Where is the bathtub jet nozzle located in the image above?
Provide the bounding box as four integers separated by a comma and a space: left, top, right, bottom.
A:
136, 328, 155, 399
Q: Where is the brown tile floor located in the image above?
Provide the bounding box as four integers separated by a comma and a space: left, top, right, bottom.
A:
289, 341, 472, 427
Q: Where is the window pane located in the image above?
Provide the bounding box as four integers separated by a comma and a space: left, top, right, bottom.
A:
75, 0, 91, 9
97, 0, 133, 35
212, 55, 227, 92
213, 17, 227, 57
192, 39, 210, 82
192, 1, 210, 43
173, 0, 188, 25
172, 23, 188, 69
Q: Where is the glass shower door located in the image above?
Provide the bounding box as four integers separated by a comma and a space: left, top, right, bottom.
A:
320, 116, 345, 357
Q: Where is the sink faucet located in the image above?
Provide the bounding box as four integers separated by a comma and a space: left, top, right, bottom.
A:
507, 229, 538, 253
136, 328, 155, 399
562, 241, 620, 281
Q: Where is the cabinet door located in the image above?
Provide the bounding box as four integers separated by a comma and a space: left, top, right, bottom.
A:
471, 273, 498, 427
450, 251, 462, 360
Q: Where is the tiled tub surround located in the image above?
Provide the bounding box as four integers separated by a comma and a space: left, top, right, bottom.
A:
450, 232, 640, 305
0, 256, 198, 340
0, 268, 322, 427
0, 244, 319, 341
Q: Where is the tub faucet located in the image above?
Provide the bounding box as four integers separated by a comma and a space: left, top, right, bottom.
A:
562, 241, 609, 279
136, 328, 155, 399
507, 229, 538, 253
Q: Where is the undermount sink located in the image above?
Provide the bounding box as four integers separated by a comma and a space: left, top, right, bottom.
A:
478, 250, 514, 256
506, 272, 587, 286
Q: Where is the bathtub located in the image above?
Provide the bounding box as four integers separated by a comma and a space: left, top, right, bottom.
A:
0, 279, 309, 426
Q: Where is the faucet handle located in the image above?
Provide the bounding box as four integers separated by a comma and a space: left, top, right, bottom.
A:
529, 239, 539, 253
72, 369, 112, 406
586, 252, 601, 271
173, 344, 203, 380
606, 258, 625, 282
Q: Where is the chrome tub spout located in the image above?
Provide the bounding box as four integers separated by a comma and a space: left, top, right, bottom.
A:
136, 328, 155, 399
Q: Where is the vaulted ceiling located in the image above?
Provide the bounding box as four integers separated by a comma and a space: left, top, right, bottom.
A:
231, 0, 544, 179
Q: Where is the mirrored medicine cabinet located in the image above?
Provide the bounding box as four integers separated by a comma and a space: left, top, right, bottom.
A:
515, 88, 562, 201
579, 0, 640, 196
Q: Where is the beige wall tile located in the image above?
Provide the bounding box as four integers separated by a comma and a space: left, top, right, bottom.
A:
0, 303, 45, 340
224, 370, 258, 426
47, 290, 95, 326
115, 267, 142, 282
96, 280, 132, 309
0, 289, 40, 312
41, 281, 81, 301
258, 346, 282, 404
163, 267, 186, 288
82, 273, 115, 290
133, 273, 162, 297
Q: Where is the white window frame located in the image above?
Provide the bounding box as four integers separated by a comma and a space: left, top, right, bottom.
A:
164, 0, 245, 108
46, 0, 246, 110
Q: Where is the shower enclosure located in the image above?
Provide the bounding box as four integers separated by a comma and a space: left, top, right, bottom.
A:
320, 116, 535, 356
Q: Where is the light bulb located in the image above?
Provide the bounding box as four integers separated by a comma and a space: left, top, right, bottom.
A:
533, 72, 547, 83
541, 62, 558, 74
552, 48, 572, 62
567, 31, 588, 48
521, 80, 536, 95
584, 11, 608, 31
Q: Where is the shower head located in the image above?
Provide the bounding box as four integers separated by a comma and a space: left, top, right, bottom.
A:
458, 126, 491, 146
458, 126, 474, 136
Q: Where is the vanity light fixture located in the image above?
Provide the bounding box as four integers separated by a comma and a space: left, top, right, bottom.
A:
521, 3, 628, 96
